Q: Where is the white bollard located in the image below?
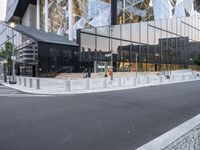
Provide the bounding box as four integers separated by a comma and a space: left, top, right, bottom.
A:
103, 78, 108, 88
64, 79, 72, 91
194, 74, 197, 79
85, 78, 91, 90
36, 79, 40, 90
16, 77, 19, 85
172, 75, 175, 82
146, 76, 150, 84
29, 78, 33, 88
131, 77, 137, 86
19, 77, 22, 85
16, 76, 19, 85
137, 77, 141, 85
118, 78, 122, 87
182, 75, 185, 81
23, 78, 27, 87
190, 75, 193, 80
160, 76, 163, 83
122, 78, 126, 86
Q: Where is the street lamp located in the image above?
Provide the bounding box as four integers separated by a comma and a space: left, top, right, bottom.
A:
10, 22, 16, 28
9, 22, 16, 84
110, 26, 114, 81
190, 58, 193, 69
155, 53, 160, 72
135, 52, 138, 78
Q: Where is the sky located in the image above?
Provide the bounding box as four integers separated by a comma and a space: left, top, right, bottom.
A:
0, 0, 7, 21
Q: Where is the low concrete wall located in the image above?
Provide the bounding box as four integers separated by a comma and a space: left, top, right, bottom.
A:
15, 72, 200, 93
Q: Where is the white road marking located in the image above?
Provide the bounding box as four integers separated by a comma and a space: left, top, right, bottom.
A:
0, 84, 52, 97
0, 94, 51, 97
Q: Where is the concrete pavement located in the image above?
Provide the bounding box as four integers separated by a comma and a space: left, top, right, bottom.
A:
0, 81, 200, 150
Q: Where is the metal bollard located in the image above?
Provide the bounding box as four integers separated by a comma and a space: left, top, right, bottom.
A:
23, 78, 27, 87
103, 78, 108, 88
85, 78, 91, 90
118, 78, 122, 87
36, 79, 40, 90
29, 78, 33, 88
64, 79, 72, 91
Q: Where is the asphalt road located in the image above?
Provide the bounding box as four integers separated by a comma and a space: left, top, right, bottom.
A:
1, 81, 200, 150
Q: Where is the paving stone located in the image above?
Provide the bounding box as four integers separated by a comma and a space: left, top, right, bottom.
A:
164, 124, 200, 150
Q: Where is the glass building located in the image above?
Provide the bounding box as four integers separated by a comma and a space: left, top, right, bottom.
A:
37, 0, 200, 41
6, 0, 200, 40
79, 15, 200, 72
0, 23, 79, 77
1, 0, 200, 76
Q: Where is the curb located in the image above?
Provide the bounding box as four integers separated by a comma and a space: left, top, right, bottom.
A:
1, 78, 200, 95
136, 114, 200, 150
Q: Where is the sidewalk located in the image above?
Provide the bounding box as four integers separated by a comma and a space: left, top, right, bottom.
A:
1, 70, 200, 95
137, 114, 200, 150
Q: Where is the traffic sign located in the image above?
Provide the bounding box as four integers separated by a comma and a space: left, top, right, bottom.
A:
11, 56, 16, 60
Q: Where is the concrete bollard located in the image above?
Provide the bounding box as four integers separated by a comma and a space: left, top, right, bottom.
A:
36, 79, 40, 90
103, 78, 108, 88
137, 77, 141, 85
16, 77, 19, 85
190, 75, 193, 80
19, 77, 22, 85
29, 78, 33, 88
23, 78, 27, 87
132, 77, 137, 86
146, 76, 150, 84
118, 78, 122, 87
194, 74, 197, 79
172, 75, 175, 82
182, 75, 185, 81
85, 78, 91, 90
64, 79, 72, 91
122, 78, 126, 86
160, 76, 163, 83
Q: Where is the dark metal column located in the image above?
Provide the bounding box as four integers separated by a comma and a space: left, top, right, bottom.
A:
111, 0, 118, 25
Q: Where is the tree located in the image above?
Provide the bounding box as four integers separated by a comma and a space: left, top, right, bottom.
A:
0, 41, 17, 81
193, 53, 200, 67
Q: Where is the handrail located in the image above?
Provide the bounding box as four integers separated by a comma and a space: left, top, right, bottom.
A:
82, 68, 88, 78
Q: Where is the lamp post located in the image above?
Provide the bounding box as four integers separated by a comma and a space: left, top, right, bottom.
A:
110, 26, 114, 81
9, 22, 16, 84
135, 52, 138, 78
155, 53, 159, 72
190, 58, 193, 64
190, 58, 193, 69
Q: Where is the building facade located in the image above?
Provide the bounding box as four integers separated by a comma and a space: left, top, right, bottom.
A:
5, 0, 200, 40
79, 15, 200, 72
1, 0, 200, 76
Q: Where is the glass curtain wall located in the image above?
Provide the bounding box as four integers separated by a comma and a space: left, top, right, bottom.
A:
80, 15, 200, 73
